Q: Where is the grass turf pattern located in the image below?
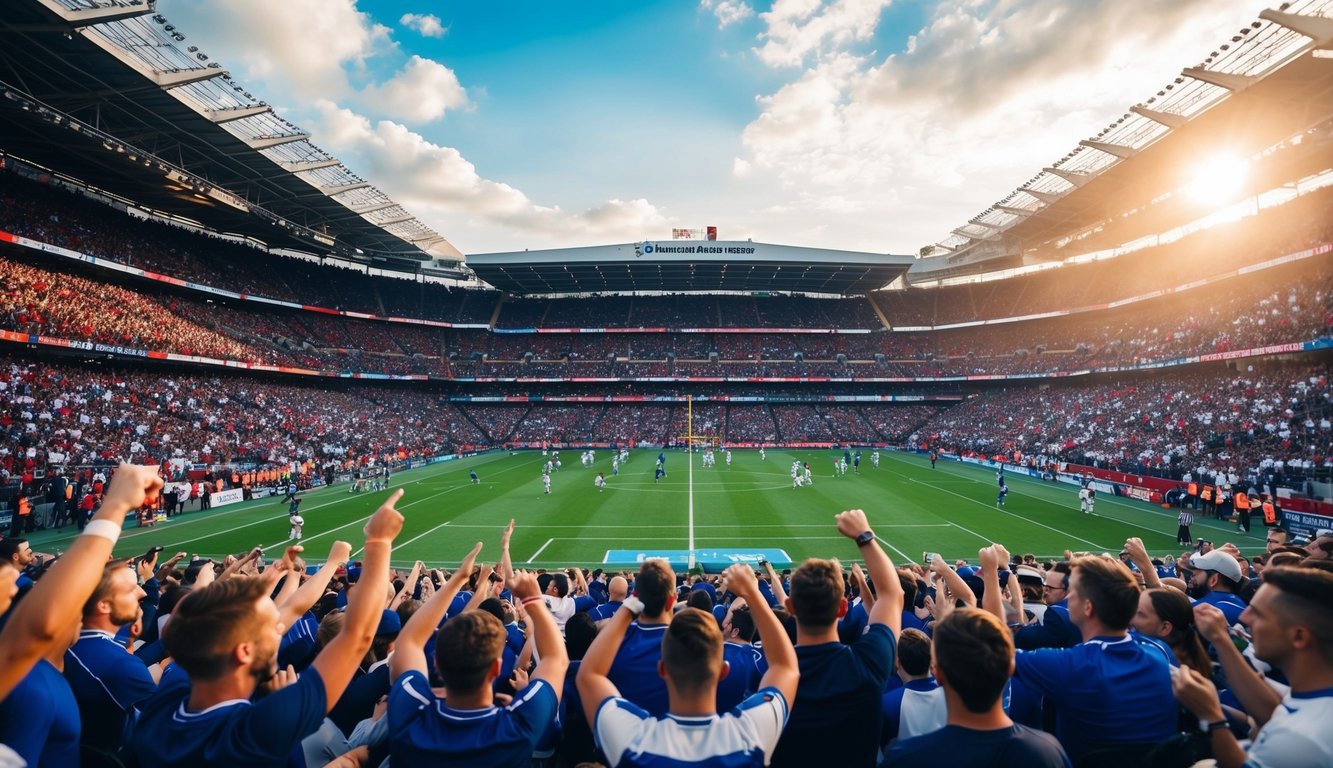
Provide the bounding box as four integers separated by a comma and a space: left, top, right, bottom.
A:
24, 449, 1271, 569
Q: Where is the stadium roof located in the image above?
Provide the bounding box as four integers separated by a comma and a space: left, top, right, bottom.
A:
0, 0, 463, 272
917, 1, 1333, 283
468, 241, 913, 295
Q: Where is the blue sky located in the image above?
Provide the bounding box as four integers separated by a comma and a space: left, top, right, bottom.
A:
160, 0, 1258, 256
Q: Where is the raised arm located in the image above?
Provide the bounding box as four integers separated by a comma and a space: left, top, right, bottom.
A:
1124, 538, 1161, 589
1193, 603, 1281, 725
508, 570, 568, 691
217, 547, 262, 582
390, 542, 483, 681
463, 564, 496, 613
931, 555, 975, 609
722, 563, 798, 705
0, 462, 163, 699
389, 560, 423, 611
850, 563, 874, 613
837, 509, 902, 634
278, 541, 352, 629
762, 560, 788, 604
312, 490, 405, 710
978, 545, 1006, 624
498, 519, 515, 582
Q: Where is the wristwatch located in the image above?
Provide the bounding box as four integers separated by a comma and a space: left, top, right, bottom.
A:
1204, 720, 1228, 733
855, 530, 876, 547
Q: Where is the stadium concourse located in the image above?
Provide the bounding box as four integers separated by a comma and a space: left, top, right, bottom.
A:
3, 0, 1333, 766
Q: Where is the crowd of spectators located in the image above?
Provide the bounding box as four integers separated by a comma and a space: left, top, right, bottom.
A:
2, 467, 1329, 767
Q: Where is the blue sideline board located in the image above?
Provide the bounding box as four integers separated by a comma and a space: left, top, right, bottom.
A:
604, 548, 792, 572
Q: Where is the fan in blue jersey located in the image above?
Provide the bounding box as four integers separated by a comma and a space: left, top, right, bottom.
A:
132, 493, 405, 768
980, 548, 1176, 763
388, 541, 568, 767
577, 562, 799, 768
884, 608, 1070, 768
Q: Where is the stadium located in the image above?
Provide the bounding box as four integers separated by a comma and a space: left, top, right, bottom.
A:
0, 1, 1331, 767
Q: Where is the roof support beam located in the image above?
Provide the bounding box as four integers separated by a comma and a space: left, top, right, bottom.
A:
995, 204, 1035, 217
281, 158, 341, 173
350, 201, 397, 215
322, 181, 372, 196
244, 133, 309, 150
1042, 166, 1093, 188
1022, 188, 1064, 205
1078, 139, 1135, 159
206, 105, 270, 124
1260, 9, 1333, 47
1181, 67, 1258, 92
372, 215, 414, 226
1130, 105, 1187, 129
154, 67, 226, 88
50, 1, 154, 27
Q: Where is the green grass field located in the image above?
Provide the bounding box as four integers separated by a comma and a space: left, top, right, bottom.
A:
24, 450, 1270, 570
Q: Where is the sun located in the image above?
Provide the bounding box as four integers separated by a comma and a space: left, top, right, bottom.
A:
1182, 152, 1250, 205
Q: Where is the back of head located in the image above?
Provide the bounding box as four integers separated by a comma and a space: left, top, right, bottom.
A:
551, 573, 571, 598
565, 612, 598, 661
1071, 555, 1140, 631
661, 607, 723, 695
789, 558, 844, 629
1263, 566, 1333, 666
932, 608, 1013, 713
1145, 587, 1210, 672
608, 575, 629, 601
636, 560, 675, 616
435, 611, 507, 693
897, 628, 932, 677
165, 577, 271, 681
686, 589, 713, 612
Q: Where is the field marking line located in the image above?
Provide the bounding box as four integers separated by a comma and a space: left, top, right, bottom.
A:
432, 523, 954, 529
687, 448, 696, 569
528, 538, 554, 561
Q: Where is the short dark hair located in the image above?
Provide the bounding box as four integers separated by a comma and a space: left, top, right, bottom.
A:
166, 577, 271, 680
564, 613, 597, 661
0, 538, 27, 564
1263, 566, 1333, 665
549, 573, 570, 598
897, 628, 932, 677
1071, 556, 1139, 631
686, 589, 713, 612
932, 608, 1012, 714
636, 560, 675, 616
661, 608, 722, 694
434, 611, 506, 692
789, 558, 843, 629
727, 607, 755, 642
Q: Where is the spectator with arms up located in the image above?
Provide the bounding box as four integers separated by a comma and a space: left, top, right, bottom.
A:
770, 508, 904, 768
578, 561, 799, 767
131, 489, 403, 767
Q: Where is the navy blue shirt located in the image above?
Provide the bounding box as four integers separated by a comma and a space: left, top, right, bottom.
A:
607, 621, 671, 717
0, 659, 80, 767
132, 664, 327, 767
717, 641, 764, 712
771, 623, 897, 768
1013, 601, 1081, 650
388, 669, 558, 767
885, 724, 1071, 768
1196, 592, 1247, 626
1014, 634, 1175, 762
64, 628, 158, 751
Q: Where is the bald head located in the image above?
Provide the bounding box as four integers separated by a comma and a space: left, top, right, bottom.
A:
608, 575, 628, 601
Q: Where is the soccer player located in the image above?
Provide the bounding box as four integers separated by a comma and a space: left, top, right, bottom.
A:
726, 449, 733, 467
543, 473, 552, 495
759, 447, 766, 461
470, 469, 480, 484
929, 450, 936, 469
289, 510, 304, 540
873, 450, 881, 469
803, 463, 813, 487
595, 473, 607, 493
997, 480, 1008, 509
853, 451, 860, 474
288, 493, 302, 516
655, 464, 666, 484
578, 563, 799, 768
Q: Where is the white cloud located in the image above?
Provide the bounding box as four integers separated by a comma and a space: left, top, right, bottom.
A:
311, 102, 668, 247
359, 55, 467, 124
399, 12, 447, 38
755, 0, 892, 68
164, 0, 391, 98
737, 0, 1251, 252
700, 0, 754, 29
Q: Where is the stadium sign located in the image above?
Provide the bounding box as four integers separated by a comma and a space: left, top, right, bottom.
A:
634, 242, 756, 257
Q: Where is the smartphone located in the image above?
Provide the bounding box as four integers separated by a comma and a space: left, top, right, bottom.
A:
923, 552, 941, 565
757, 559, 768, 566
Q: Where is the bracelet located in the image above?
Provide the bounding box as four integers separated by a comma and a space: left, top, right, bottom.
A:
622, 596, 645, 616
1203, 719, 1228, 733
83, 519, 121, 544
521, 595, 545, 606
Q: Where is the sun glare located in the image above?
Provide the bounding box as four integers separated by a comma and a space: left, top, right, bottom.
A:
1182, 152, 1250, 205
